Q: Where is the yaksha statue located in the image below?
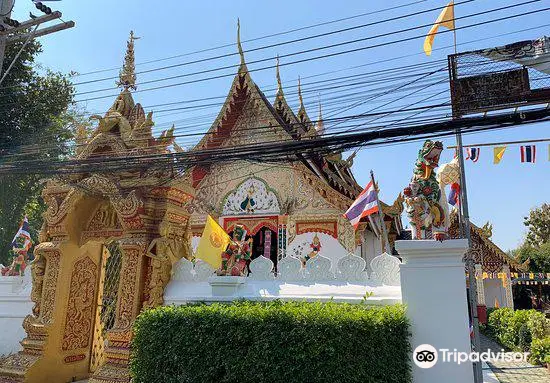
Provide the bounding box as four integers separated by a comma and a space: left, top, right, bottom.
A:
403, 140, 447, 241
218, 225, 252, 276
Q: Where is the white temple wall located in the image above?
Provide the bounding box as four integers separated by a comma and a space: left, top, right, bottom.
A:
287, 232, 348, 273
0, 274, 32, 356
191, 235, 200, 255
362, 230, 383, 274
483, 278, 509, 308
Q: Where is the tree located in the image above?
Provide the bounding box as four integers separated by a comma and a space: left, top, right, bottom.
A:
524, 203, 550, 248
0, 37, 80, 265
513, 243, 550, 273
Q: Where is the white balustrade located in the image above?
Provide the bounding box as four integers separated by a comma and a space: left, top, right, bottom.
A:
165, 252, 403, 304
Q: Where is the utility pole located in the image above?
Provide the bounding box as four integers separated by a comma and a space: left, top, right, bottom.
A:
455, 127, 483, 383
0, 0, 14, 75
0, 0, 74, 79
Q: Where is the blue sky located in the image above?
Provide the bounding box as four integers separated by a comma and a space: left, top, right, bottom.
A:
9, 0, 549, 251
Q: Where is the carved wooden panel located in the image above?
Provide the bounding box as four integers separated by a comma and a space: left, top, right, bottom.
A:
62, 256, 98, 351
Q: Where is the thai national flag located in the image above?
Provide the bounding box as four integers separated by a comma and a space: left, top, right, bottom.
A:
11, 216, 32, 250
466, 148, 480, 162
448, 183, 460, 206
343, 181, 379, 229
520, 145, 536, 163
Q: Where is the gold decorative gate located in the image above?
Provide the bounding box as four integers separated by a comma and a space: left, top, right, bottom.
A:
0, 31, 195, 383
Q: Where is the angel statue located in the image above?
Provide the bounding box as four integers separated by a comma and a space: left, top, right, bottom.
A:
300, 233, 322, 267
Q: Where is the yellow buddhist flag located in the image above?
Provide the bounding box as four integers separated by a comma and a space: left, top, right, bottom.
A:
424, 0, 455, 56
494, 297, 500, 308
195, 215, 230, 269
493, 146, 507, 164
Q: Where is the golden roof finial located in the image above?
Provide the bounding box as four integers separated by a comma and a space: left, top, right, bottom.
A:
298, 76, 304, 109
316, 98, 325, 135
276, 54, 283, 94
237, 18, 245, 66
117, 30, 139, 91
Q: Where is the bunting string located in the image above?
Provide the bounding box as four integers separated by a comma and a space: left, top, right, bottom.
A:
447, 138, 550, 164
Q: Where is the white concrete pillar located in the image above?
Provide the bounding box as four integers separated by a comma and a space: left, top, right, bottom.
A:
395, 239, 474, 383
475, 264, 485, 306
502, 265, 514, 309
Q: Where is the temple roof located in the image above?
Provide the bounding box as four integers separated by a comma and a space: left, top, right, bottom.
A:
190, 22, 365, 201
449, 212, 529, 272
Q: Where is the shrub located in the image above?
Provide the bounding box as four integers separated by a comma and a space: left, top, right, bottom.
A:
131, 301, 411, 383
486, 308, 550, 351
529, 337, 550, 365
518, 324, 532, 352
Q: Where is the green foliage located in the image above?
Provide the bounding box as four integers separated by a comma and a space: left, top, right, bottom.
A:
523, 203, 550, 248
486, 308, 550, 354
131, 301, 411, 383
529, 337, 550, 365
518, 324, 532, 352
513, 243, 550, 273
0, 37, 83, 264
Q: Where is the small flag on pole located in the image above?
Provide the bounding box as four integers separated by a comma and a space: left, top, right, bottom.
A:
423, 0, 455, 56
11, 216, 32, 251
493, 146, 506, 164
520, 145, 536, 163
343, 180, 379, 230
194, 215, 231, 269
466, 147, 480, 162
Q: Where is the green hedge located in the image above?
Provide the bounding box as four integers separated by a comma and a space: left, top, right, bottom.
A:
131, 301, 411, 383
486, 308, 549, 352
530, 337, 550, 365
485, 308, 550, 365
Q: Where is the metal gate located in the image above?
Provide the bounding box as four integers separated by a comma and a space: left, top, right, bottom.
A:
89, 242, 122, 373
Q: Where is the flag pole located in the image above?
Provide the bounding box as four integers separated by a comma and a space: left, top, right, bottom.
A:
370, 170, 391, 255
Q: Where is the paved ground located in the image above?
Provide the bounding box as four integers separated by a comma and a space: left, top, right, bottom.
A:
481, 334, 550, 383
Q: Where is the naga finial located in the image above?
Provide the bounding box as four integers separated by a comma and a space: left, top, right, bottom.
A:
117, 30, 139, 91
237, 18, 245, 66
276, 54, 283, 95
296, 76, 310, 125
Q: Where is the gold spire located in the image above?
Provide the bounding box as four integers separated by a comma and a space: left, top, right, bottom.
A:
297, 76, 304, 109
297, 76, 310, 125
315, 99, 325, 135
117, 30, 139, 91
276, 54, 283, 95
237, 18, 245, 66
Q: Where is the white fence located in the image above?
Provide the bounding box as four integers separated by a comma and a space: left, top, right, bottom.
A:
0, 273, 33, 356
164, 252, 402, 304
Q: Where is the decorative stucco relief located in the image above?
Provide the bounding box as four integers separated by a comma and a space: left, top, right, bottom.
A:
222, 177, 280, 215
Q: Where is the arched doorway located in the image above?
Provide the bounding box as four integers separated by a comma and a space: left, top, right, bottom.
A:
251, 227, 278, 270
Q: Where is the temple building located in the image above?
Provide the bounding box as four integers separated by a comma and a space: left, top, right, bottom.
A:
448, 214, 529, 310
186, 26, 404, 272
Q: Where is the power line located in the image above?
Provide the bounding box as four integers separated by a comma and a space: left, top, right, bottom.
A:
2, 107, 548, 175
70, 0, 432, 78
73, 0, 540, 99
71, 6, 550, 110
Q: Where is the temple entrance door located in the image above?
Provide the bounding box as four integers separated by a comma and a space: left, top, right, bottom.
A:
251, 227, 278, 271
89, 241, 123, 374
